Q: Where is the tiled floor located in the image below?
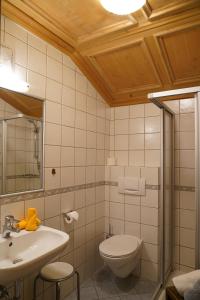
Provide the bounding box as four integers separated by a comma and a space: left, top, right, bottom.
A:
65, 267, 157, 300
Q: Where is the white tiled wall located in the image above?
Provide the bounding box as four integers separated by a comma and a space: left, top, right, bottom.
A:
109, 103, 161, 168
105, 165, 160, 282
0, 16, 109, 300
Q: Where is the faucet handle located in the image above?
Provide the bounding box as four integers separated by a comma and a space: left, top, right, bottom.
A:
5, 215, 19, 227
5, 215, 14, 223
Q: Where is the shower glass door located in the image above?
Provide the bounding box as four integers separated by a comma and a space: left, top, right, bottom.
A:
0, 121, 2, 194
162, 109, 174, 280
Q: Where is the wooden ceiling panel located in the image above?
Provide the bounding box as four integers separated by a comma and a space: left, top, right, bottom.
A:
148, 0, 176, 10
92, 41, 161, 93
23, 0, 136, 42
158, 26, 200, 84
2, 0, 200, 106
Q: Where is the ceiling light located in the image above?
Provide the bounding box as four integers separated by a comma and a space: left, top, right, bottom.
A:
0, 45, 29, 93
0, 64, 29, 93
100, 0, 146, 15
0, 14, 30, 94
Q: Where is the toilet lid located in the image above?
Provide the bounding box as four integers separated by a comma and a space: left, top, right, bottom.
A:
99, 235, 141, 258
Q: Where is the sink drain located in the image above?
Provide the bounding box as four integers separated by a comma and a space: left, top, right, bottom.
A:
13, 258, 23, 264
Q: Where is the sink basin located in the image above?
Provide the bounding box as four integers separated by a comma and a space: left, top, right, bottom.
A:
0, 225, 69, 285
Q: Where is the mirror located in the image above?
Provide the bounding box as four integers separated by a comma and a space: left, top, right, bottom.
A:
0, 87, 44, 195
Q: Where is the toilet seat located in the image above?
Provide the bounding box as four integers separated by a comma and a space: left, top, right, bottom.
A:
99, 235, 140, 258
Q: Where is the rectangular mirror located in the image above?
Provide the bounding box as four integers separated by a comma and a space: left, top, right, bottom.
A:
0, 87, 44, 196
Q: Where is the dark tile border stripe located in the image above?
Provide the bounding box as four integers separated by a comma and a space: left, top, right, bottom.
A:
0, 181, 195, 206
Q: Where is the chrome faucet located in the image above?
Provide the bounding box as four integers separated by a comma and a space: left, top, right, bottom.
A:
2, 215, 20, 238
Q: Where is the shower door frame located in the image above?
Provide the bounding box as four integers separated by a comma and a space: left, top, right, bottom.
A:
148, 97, 175, 289
148, 86, 200, 297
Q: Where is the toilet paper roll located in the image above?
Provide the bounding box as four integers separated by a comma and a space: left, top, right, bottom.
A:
64, 211, 79, 224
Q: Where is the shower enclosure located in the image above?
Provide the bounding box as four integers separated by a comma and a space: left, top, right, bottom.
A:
148, 96, 174, 293
0, 113, 42, 195
148, 86, 200, 298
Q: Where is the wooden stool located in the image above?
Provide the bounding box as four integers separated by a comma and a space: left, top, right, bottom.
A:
33, 262, 80, 300
166, 286, 184, 300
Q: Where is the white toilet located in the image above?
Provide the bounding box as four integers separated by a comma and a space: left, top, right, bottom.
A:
99, 235, 142, 278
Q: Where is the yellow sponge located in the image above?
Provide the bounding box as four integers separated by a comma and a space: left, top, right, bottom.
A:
17, 207, 41, 231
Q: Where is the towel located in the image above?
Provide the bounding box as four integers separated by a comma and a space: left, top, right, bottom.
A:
184, 279, 200, 300
172, 270, 200, 296
17, 208, 41, 231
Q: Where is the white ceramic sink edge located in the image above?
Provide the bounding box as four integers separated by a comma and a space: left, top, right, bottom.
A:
0, 225, 69, 285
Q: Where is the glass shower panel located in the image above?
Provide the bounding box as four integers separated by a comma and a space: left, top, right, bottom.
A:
163, 109, 173, 278
0, 121, 2, 194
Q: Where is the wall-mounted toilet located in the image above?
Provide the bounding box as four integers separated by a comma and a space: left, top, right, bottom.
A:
99, 235, 142, 278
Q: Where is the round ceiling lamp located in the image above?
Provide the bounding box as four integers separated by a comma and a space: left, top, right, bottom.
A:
100, 0, 146, 15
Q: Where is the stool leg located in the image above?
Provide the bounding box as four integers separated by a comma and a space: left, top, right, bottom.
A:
75, 271, 80, 300
56, 282, 61, 300
33, 275, 40, 300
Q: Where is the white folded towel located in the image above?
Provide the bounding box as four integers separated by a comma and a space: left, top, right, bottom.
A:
172, 270, 200, 296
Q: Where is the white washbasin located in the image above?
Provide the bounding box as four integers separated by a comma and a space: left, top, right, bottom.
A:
0, 225, 69, 285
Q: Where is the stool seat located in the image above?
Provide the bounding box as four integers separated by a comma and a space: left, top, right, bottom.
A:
40, 262, 74, 281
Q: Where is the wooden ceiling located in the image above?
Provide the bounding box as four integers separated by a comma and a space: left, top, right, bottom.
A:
2, 0, 200, 106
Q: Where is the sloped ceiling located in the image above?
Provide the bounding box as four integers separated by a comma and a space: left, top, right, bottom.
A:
2, 0, 200, 106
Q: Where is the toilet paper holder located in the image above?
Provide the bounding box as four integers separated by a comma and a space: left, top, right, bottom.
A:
62, 210, 79, 224
62, 211, 72, 221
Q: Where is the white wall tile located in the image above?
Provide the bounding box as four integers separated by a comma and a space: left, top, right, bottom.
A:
115, 106, 129, 119
45, 145, 61, 167
47, 57, 62, 82
62, 86, 76, 108
5, 33, 27, 67
141, 224, 158, 244
45, 194, 60, 219
28, 46, 46, 75
145, 116, 160, 133
115, 135, 128, 150
141, 207, 158, 226
46, 101, 61, 124
145, 103, 160, 117
76, 73, 87, 94
180, 99, 195, 113
28, 33, 46, 53
62, 106, 75, 127
125, 204, 140, 223
115, 119, 129, 135
5, 17, 27, 42
46, 78, 62, 103
63, 65, 75, 89
129, 118, 144, 134
61, 167, 74, 187
47, 44, 62, 62
110, 202, 124, 220
45, 123, 61, 145
129, 150, 144, 167
130, 104, 144, 118
62, 126, 74, 147
27, 70, 46, 98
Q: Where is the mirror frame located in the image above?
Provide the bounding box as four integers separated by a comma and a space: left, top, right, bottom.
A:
0, 87, 45, 198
